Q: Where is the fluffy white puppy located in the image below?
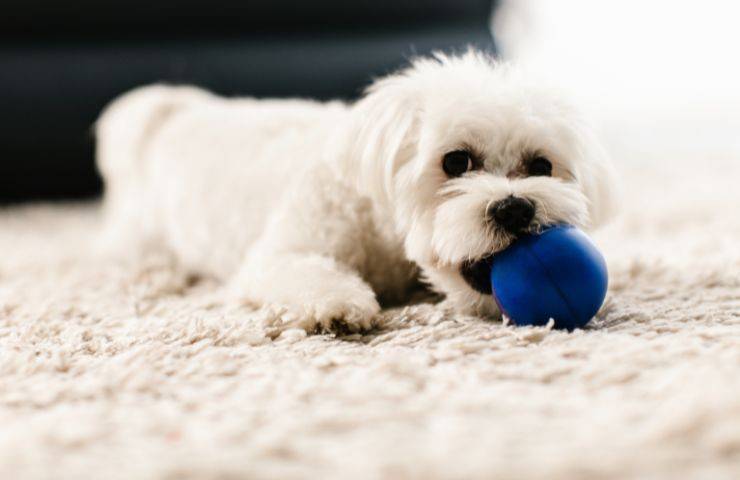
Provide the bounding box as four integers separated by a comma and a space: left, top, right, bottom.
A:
96, 50, 618, 334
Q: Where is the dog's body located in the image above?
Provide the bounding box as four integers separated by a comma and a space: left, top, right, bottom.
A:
97, 51, 618, 333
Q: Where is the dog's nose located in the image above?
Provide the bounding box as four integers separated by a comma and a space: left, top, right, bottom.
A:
488, 196, 535, 234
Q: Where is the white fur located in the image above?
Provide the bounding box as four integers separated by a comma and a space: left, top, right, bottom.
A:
96, 50, 618, 333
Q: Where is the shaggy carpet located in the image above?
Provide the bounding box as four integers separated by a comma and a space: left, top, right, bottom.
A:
0, 155, 738, 479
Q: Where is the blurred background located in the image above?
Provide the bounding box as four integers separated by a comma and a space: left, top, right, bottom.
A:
2, 0, 738, 203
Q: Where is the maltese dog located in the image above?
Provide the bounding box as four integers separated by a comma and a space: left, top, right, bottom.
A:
96, 50, 618, 334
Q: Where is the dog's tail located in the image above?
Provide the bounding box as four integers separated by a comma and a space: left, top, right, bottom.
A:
95, 85, 213, 249
95, 84, 212, 184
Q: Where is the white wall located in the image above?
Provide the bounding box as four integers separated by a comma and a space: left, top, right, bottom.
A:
493, 0, 740, 162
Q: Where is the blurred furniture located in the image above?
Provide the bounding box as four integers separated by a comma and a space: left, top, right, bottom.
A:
0, 0, 497, 202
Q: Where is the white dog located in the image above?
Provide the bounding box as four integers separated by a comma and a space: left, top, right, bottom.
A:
96, 50, 618, 334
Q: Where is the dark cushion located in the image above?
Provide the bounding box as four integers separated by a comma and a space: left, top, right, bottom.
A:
3, 0, 493, 38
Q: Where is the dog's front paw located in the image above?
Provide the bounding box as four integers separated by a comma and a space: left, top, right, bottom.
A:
259, 290, 380, 337
233, 253, 381, 337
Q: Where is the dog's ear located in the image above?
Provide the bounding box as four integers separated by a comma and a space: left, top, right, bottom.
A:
577, 130, 621, 228
344, 73, 419, 208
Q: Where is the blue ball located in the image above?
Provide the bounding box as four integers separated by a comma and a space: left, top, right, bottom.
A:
490, 225, 608, 330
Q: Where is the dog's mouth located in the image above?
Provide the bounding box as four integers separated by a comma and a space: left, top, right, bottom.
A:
458, 222, 542, 294
459, 255, 495, 294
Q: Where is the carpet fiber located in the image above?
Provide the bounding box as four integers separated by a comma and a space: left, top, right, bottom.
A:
0, 156, 738, 479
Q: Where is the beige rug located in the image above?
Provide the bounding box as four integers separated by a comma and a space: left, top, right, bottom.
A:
0, 154, 738, 479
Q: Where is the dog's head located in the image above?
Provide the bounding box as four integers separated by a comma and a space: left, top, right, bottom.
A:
347, 51, 619, 315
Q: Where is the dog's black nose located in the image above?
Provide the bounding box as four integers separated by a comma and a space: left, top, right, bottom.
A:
488, 196, 535, 234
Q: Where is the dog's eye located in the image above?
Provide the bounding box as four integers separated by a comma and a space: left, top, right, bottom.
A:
442, 150, 473, 177
527, 156, 552, 177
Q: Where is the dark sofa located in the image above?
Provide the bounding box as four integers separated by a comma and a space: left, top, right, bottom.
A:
0, 1, 497, 202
